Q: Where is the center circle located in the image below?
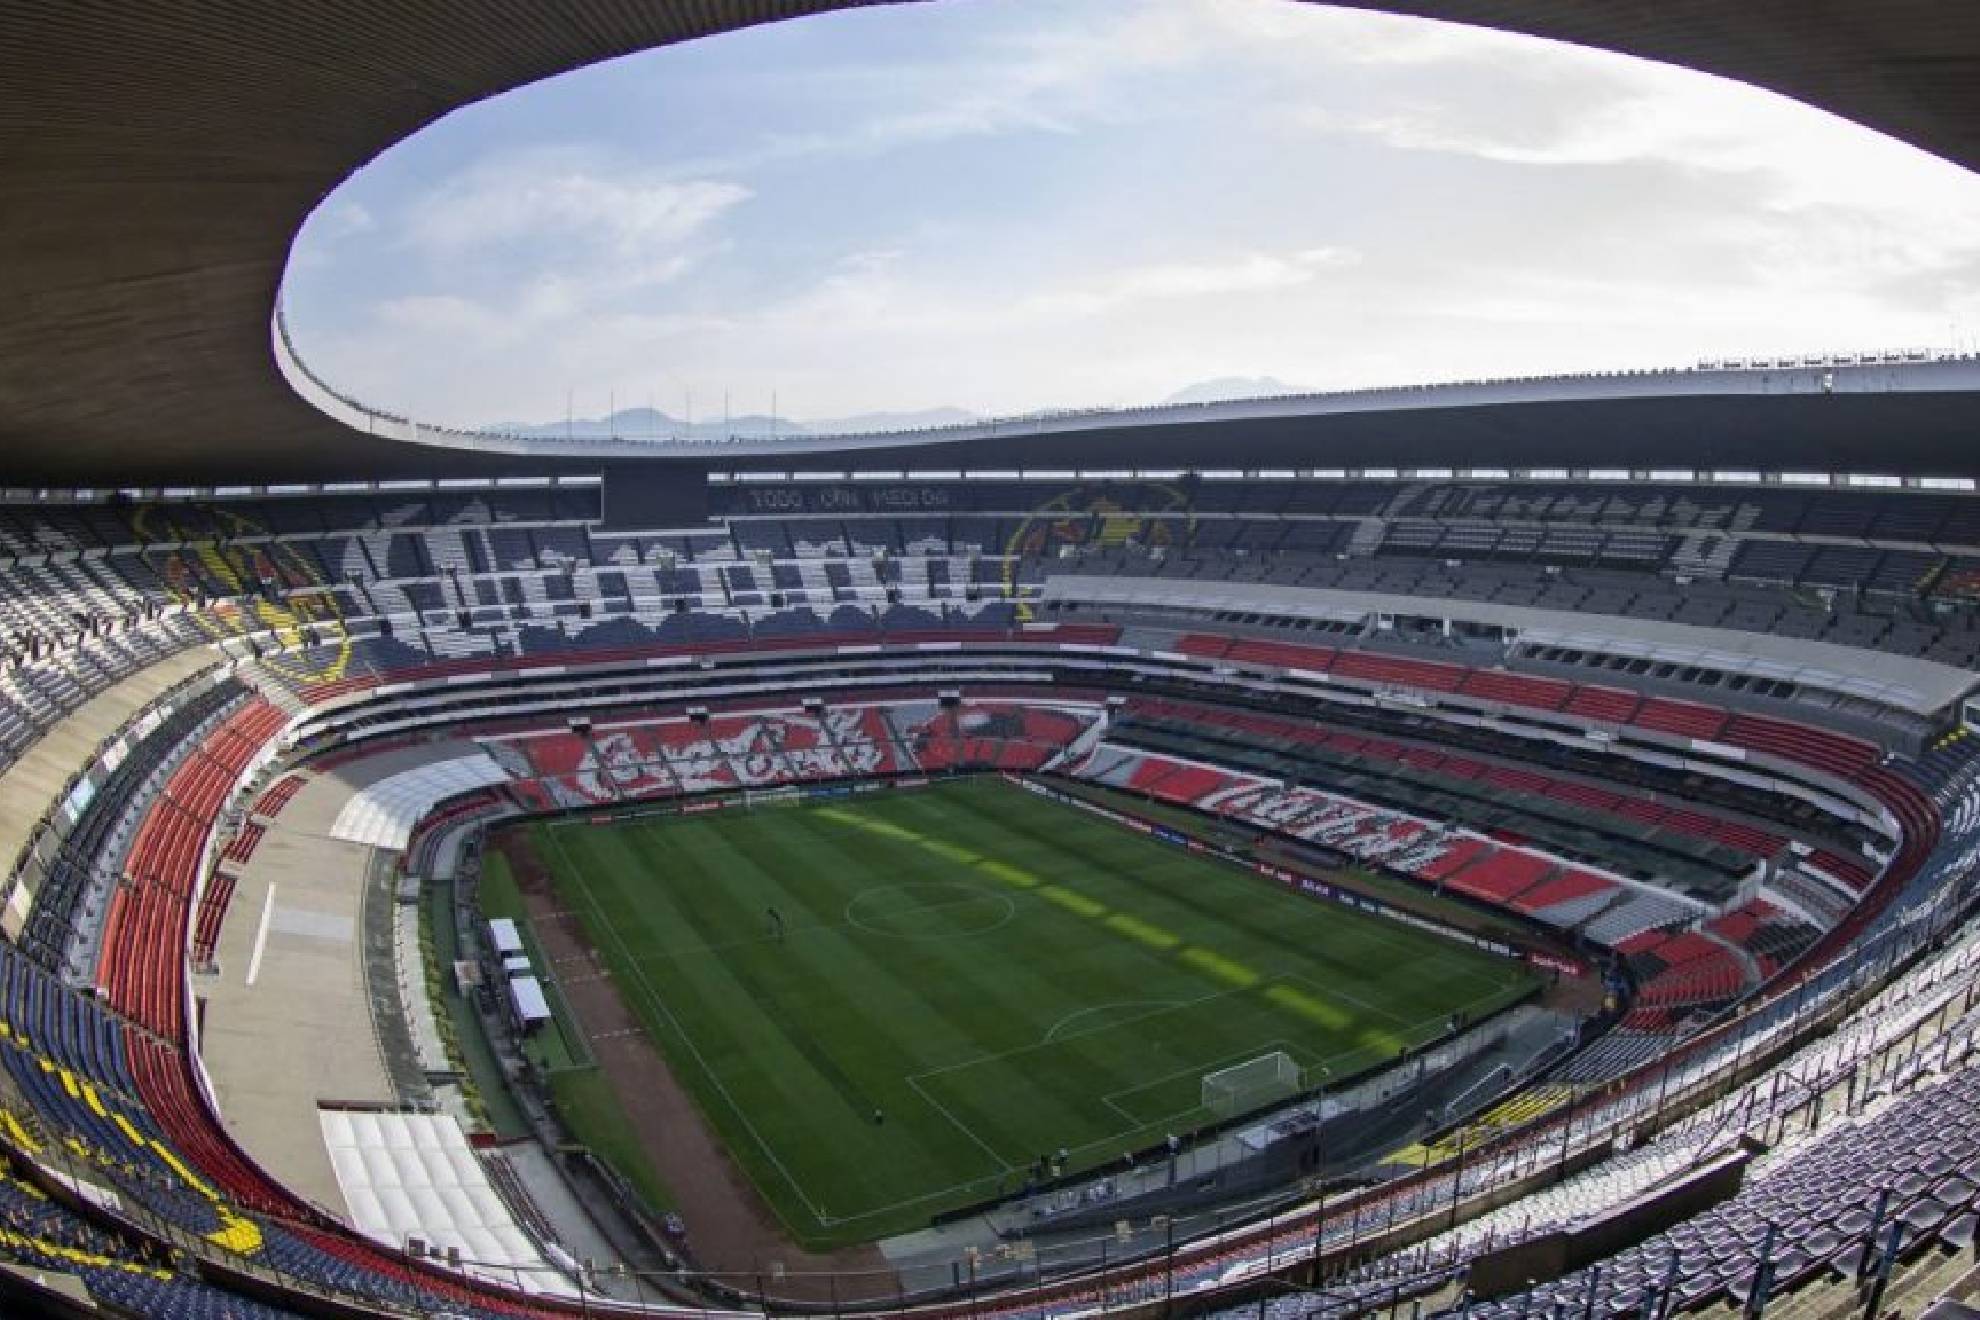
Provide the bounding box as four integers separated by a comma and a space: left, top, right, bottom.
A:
844, 881, 1016, 941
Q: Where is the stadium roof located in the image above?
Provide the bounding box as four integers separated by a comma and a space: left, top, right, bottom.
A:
4, 1, 1980, 487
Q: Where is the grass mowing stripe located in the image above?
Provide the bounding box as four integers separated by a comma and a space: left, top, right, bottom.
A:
644, 832, 886, 1122
911, 784, 1491, 1044
964, 785, 1462, 1000
540, 822, 836, 1227
602, 808, 1024, 1203
588, 822, 927, 1202
760, 809, 1091, 1178
517, 777, 1538, 1248
807, 801, 1270, 1122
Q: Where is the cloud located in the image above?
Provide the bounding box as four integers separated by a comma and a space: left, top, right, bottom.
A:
293, 147, 757, 424
286, 200, 378, 271
1303, 20, 1980, 225
401, 151, 749, 256
1030, 248, 1359, 317
323, 201, 376, 238
284, 0, 1980, 429
666, 0, 1326, 172
757, 244, 1359, 345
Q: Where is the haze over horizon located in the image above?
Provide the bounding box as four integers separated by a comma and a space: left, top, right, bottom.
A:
284, 0, 1980, 433
483, 374, 1301, 437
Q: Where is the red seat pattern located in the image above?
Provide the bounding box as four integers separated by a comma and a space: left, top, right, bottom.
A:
1175, 633, 1235, 660
1445, 849, 1552, 903
220, 822, 264, 866
1148, 645, 1916, 914
1613, 928, 1669, 957
1085, 745, 1490, 877
1330, 651, 1465, 691
100, 698, 287, 1035
1122, 696, 1789, 862
1630, 698, 1728, 740
1651, 931, 1722, 966
1133, 760, 1242, 806
1725, 713, 1878, 778
1539, 779, 1627, 814
1564, 685, 1640, 723
1806, 849, 1874, 892
1026, 623, 1122, 646
1635, 950, 1745, 1009
1224, 638, 1338, 671
1509, 868, 1615, 913
1481, 765, 1552, 795
1705, 900, 1774, 944
1416, 836, 1488, 881
1059, 644, 1937, 999
190, 874, 238, 965
296, 673, 380, 703
1700, 818, 1788, 857
251, 774, 306, 818
483, 699, 1105, 809
1459, 669, 1571, 710
1084, 731, 1810, 1014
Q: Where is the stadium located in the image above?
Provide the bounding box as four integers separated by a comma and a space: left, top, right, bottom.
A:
8, 3, 1980, 1319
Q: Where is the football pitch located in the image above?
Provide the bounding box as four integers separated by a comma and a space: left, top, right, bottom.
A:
515, 776, 1536, 1247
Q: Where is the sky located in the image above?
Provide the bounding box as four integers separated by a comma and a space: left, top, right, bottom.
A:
282, 0, 1980, 431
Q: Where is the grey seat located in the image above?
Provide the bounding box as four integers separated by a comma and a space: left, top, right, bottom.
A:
1905, 1199, 1956, 1236
1936, 1213, 1978, 1254
1919, 1299, 1980, 1320
1897, 1171, 1935, 1199
1934, 1175, 1978, 1204
1827, 1243, 1869, 1280
1835, 1209, 1875, 1237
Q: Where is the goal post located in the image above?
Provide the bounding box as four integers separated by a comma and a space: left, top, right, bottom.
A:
1201, 1050, 1302, 1118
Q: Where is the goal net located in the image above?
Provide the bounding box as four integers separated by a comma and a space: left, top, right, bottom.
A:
1201, 1050, 1302, 1118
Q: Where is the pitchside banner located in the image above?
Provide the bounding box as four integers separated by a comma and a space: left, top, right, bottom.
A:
586, 777, 901, 827
1008, 774, 1585, 976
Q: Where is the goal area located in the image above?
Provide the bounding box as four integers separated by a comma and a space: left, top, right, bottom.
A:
1201, 1050, 1302, 1118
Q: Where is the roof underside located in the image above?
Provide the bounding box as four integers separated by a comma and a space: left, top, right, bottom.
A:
2, 1, 1979, 487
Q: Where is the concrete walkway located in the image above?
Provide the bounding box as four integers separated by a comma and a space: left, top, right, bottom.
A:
0, 647, 218, 937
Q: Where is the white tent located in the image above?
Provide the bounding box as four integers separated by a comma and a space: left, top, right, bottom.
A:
508, 975, 551, 1030
330, 753, 512, 849
319, 1108, 577, 1297
486, 918, 523, 958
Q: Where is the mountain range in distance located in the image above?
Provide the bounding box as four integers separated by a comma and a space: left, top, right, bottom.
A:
484, 376, 1302, 438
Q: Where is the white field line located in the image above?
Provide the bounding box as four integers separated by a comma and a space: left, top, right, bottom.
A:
244, 883, 277, 987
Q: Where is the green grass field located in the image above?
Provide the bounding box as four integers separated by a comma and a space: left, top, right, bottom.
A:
514, 777, 1535, 1247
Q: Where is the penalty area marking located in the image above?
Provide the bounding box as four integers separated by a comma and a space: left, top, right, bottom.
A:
906, 1072, 1016, 1177
1042, 1000, 1182, 1044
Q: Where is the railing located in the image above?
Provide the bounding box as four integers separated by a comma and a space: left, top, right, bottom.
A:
269, 298, 1980, 468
